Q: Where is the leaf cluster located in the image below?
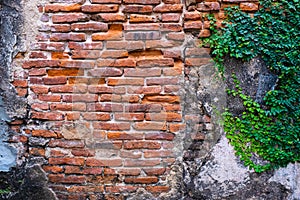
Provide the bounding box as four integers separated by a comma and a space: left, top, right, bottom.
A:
204, 0, 300, 172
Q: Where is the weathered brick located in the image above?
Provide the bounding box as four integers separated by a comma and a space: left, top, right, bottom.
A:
49, 157, 85, 165
93, 122, 131, 130
123, 0, 160, 4
50, 103, 86, 111
137, 58, 174, 67
133, 122, 167, 131
30, 85, 49, 94
29, 68, 47, 76
114, 113, 144, 121
124, 177, 158, 184
71, 50, 101, 59
108, 78, 144, 86
50, 33, 86, 41
48, 139, 85, 148
106, 186, 138, 193
91, 13, 126, 22
124, 159, 160, 167
59, 60, 95, 68
86, 158, 122, 167
88, 67, 123, 77
87, 103, 123, 112
153, 4, 183, 12
52, 13, 89, 23
48, 174, 86, 184
185, 58, 212, 66
91, 0, 121, 3
69, 42, 103, 50
31, 42, 65, 51
162, 13, 181, 22
106, 41, 144, 50
145, 132, 175, 141
124, 23, 159, 31
143, 168, 166, 175
82, 113, 111, 121
146, 186, 170, 193
124, 104, 162, 112
43, 77, 67, 85
71, 149, 95, 157
124, 68, 161, 77
88, 86, 126, 94
124, 141, 161, 149
127, 86, 161, 94
50, 85, 87, 93
43, 165, 63, 173
45, 4, 81, 12
120, 150, 142, 159
197, 2, 220, 11
81, 5, 119, 13
71, 22, 108, 32
29, 148, 45, 157
123, 5, 153, 13
31, 112, 64, 121
143, 95, 180, 103
51, 24, 71, 32
107, 132, 144, 140
146, 112, 182, 122
100, 50, 128, 58
240, 3, 259, 11
125, 31, 161, 40
144, 150, 174, 158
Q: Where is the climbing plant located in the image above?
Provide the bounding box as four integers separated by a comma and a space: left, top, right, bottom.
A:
204, 0, 300, 172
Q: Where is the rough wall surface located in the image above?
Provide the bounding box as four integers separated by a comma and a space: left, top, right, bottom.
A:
1, 0, 299, 199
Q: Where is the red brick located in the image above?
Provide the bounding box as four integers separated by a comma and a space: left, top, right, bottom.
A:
106, 41, 144, 50
161, 23, 183, 32
50, 33, 86, 42
31, 103, 49, 111
68, 185, 104, 192
86, 158, 122, 167
123, 5, 153, 13
240, 3, 259, 11
123, 0, 160, 4
93, 122, 130, 130
146, 186, 170, 193
143, 168, 166, 175
50, 24, 71, 32
66, 113, 81, 121
114, 113, 144, 121
167, 32, 185, 41
197, 2, 220, 11
29, 52, 47, 59
38, 94, 61, 102
81, 5, 119, 13
100, 94, 140, 103
127, 86, 161, 94
45, 4, 81, 12
32, 130, 58, 138
107, 132, 144, 140
88, 86, 126, 94
92, 13, 126, 22
48, 174, 86, 184
145, 40, 179, 48
43, 165, 63, 173
48, 139, 85, 148
124, 68, 161, 77
87, 103, 123, 112
129, 14, 157, 23
88, 68, 123, 77
185, 58, 212, 66
62, 94, 98, 102
169, 123, 186, 133
31, 42, 65, 51
184, 11, 202, 20
29, 68, 47, 76
50, 103, 86, 111
50, 149, 68, 157
143, 95, 180, 103
97, 58, 136, 67
50, 85, 87, 93
144, 150, 174, 158
184, 21, 202, 29
71, 149, 95, 157
100, 50, 128, 58
120, 150, 142, 159
29, 148, 45, 157
69, 42, 103, 50
137, 58, 174, 67
124, 104, 161, 112
71, 50, 101, 59
153, 4, 183, 12
124, 159, 160, 167
59, 60, 95, 68
52, 13, 89, 23
71, 22, 108, 32
23, 60, 59, 69
82, 113, 111, 121
30, 86, 49, 94
108, 78, 144, 86
145, 132, 175, 141
134, 122, 167, 131
124, 23, 159, 31
31, 112, 64, 121
124, 176, 158, 184
162, 13, 180, 22
106, 186, 138, 193
43, 77, 67, 85
49, 157, 84, 165
124, 141, 161, 149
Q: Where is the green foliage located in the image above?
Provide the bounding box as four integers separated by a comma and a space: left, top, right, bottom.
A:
204, 0, 300, 172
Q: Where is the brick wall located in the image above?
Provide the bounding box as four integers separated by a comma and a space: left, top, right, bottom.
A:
13, 0, 259, 199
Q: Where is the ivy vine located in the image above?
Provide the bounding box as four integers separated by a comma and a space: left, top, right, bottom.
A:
204, 0, 300, 172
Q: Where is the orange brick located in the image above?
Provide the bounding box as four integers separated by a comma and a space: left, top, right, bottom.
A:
108, 78, 144, 86
81, 5, 119, 13
107, 132, 144, 140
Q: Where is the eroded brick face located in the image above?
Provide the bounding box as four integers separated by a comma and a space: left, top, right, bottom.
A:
15, 0, 259, 199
